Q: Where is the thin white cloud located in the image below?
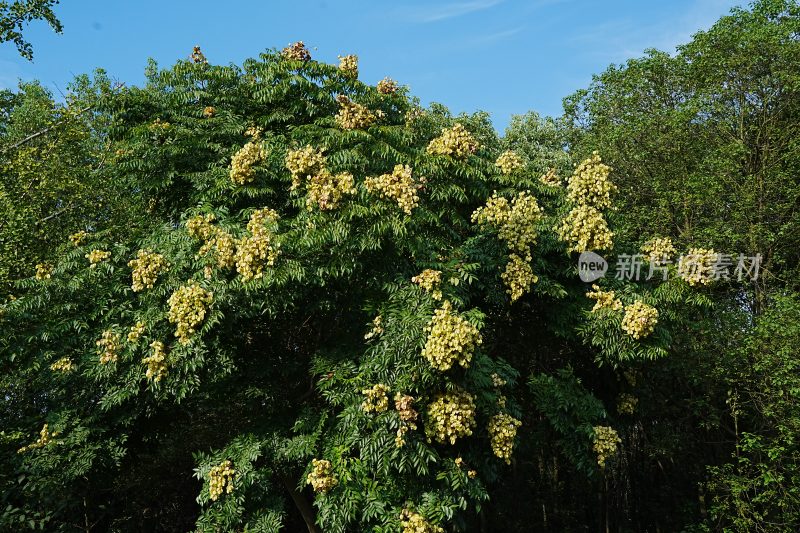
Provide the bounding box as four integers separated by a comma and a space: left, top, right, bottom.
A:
409, 0, 504, 23
471, 26, 523, 44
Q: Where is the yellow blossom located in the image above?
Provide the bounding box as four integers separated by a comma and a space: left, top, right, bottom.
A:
143, 341, 168, 382
235, 209, 281, 281
362, 384, 390, 413
678, 247, 716, 286
86, 249, 111, 267
621, 300, 658, 339
592, 425, 621, 468
128, 249, 169, 292
307, 459, 337, 493
335, 95, 377, 129
426, 390, 476, 445
69, 230, 90, 246
127, 321, 146, 344
281, 41, 311, 61
286, 145, 326, 190
641, 237, 677, 263
488, 413, 522, 464
421, 301, 482, 371
411, 269, 442, 299
35, 263, 52, 280
364, 164, 421, 215
617, 393, 638, 415
539, 168, 561, 187
472, 191, 542, 257
230, 140, 265, 185
502, 254, 538, 302
50, 357, 74, 373
400, 509, 444, 533
337, 54, 358, 77
585, 284, 622, 312
305, 169, 356, 211
208, 460, 236, 501
96, 330, 121, 364
364, 315, 384, 340
202, 106, 216, 118
17, 424, 59, 453
377, 77, 398, 94
426, 123, 479, 158
495, 150, 524, 175
167, 282, 213, 344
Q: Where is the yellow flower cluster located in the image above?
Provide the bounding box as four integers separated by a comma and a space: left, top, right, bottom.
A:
472, 191, 542, 258
488, 413, 522, 464
399, 509, 444, 533
307, 458, 337, 493
230, 140, 265, 185
364, 315, 384, 340
186, 213, 217, 240
621, 301, 658, 339
411, 269, 442, 299
362, 383, 390, 413
167, 282, 213, 344
566, 152, 616, 208
86, 249, 111, 267
97, 330, 121, 364
17, 424, 59, 454
394, 393, 419, 447
585, 284, 622, 312
502, 254, 538, 302
377, 77, 398, 94
50, 357, 74, 373
425, 390, 476, 445
69, 230, 89, 246
617, 393, 638, 415
235, 209, 281, 281
335, 95, 377, 129
678, 247, 717, 286
539, 168, 561, 187
305, 169, 356, 211
557, 152, 616, 252
200, 230, 236, 269
421, 301, 482, 371
128, 249, 169, 292
202, 106, 216, 118
491, 373, 507, 387
592, 425, 621, 468
405, 107, 424, 125
282, 41, 311, 61
364, 164, 420, 215
286, 145, 326, 190
641, 237, 676, 263
426, 123, 479, 158
191, 45, 207, 64
35, 263, 52, 280
143, 341, 168, 382
556, 204, 614, 252
495, 150, 524, 175
128, 321, 146, 343
338, 54, 358, 77
208, 460, 236, 501
473, 192, 542, 300
149, 118, 171, 131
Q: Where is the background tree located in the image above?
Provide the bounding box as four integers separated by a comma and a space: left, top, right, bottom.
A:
0, 0, 62, 60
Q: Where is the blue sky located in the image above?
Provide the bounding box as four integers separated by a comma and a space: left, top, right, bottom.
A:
1, 0, 743, 132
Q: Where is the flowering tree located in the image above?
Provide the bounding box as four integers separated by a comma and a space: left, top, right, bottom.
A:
1, 43, 702, 531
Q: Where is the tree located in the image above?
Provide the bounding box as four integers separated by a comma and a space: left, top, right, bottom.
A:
0, 44, 702, 532
0, 74, 143, 297
0, 0, 62, 60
